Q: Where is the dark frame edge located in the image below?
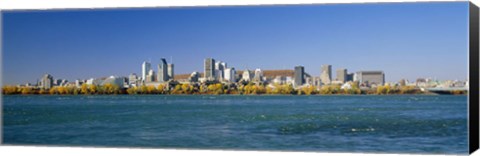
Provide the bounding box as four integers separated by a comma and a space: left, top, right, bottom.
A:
469, 1, 479, 154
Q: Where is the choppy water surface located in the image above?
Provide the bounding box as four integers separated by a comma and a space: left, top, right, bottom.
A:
3, 95, 467, 154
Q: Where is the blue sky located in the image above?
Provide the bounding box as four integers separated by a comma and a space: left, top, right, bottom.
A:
2, 2, 469, 85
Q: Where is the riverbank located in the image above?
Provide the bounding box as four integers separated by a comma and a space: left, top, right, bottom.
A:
2, 83, 467, 95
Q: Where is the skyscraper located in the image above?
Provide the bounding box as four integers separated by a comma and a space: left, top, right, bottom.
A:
146, 69, 155, 83
167, 64, 174, 80
320, 64, 332, 84
215, 69, 223, 81
220, 62, 227, 69
294, 66, 305, 87
336, 68, 347, 83
141, 61, 151, 81
224, 68, 236, 82
347, 73, 354, 82
215, 61, 226, 71
215, 61, 226, 81
40, 74, 54, 89
157, 58, 168, 82
204, 58, 215, 80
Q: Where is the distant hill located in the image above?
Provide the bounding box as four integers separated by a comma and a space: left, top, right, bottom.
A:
174, 69, 295, 80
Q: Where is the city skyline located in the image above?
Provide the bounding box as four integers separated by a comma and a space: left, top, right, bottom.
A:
2, 2, 469, 85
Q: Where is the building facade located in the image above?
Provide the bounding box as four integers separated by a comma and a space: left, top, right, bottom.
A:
102, 76, 126, 88
273, 76, 286, 84
242, 70, 252, 82
346, 73, 354, 82
320, 64, 332, 85
204, 58, 215, 80
189, 72, 200, 82
40, 74, 54, 89
129, 73, 138, 87
355, 71, 385, 86
336, 68, 347, 83
294, 66, 305, 87
167, 64, 174, 80
141, 61, 151, 81
157, 58, 169, 82
253, 68, 263, 82
224, 68, 236, 82
146, 69, 156, 83
214, 61, 225, 77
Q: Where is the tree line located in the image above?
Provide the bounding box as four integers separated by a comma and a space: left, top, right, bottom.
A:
2, 82, 465, 95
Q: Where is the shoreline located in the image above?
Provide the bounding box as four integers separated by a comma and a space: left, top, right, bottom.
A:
3, 83, 468, 96
1, 93, 467, 96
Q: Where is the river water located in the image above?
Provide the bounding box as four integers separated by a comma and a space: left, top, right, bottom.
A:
2, 95, 468, 154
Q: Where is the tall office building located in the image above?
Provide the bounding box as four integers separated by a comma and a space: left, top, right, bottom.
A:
167, 64, 174, 80
141, 61, 151, 81
320, 64, 332, 84
224, 68, 236, 82
215, 61, 226, 81
157, 58, 168, 82
336, 68, 347, 83
215, 61, 226, 71
294, 66, 305, 87
347, 73, 354, 82
204, 58, 215, 80
221, 62, 227, 69
40, 74, 54, 89
217, 70, 225, 81
146, 69, 156, 83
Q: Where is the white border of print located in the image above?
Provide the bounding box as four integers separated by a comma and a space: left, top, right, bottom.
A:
0, 0, 478, 156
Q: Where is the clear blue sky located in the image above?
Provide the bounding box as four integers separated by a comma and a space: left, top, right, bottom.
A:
2, 2, 469, 85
